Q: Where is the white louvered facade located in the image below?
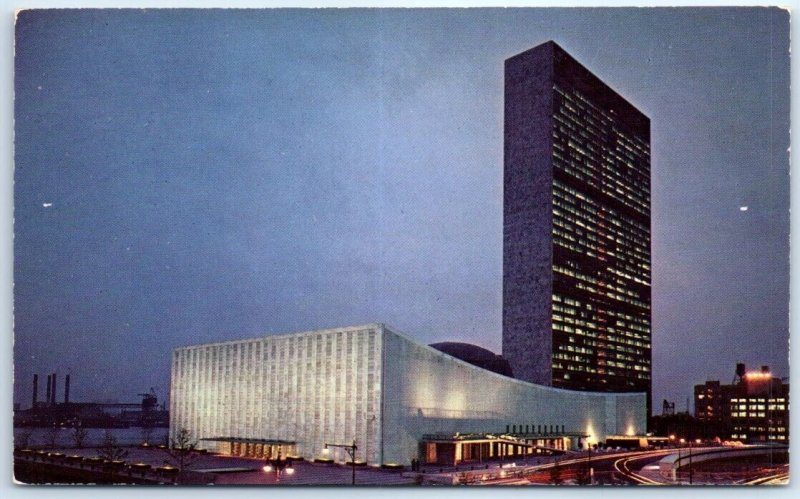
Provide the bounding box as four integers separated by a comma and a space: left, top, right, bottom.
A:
171, 323, 646, 466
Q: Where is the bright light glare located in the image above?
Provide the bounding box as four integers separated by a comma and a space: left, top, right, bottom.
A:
262, 465, 273, 472
285, 467, 295, 475
740, 206, 748, 211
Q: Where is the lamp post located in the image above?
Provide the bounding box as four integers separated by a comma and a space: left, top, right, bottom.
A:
324, 440, 358, 485
688, 438, 693, 485
262, 450, 294, 483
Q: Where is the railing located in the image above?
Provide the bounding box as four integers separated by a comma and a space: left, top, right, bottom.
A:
14, 448, 191, 484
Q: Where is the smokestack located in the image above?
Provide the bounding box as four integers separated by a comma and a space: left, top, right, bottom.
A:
45, 374, 51, 405
64, 374, 70, 405
32, 374, 38, 408
761, 365, 770, 373
51, 373, 57, 405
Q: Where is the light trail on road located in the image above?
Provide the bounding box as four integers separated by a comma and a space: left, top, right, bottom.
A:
611, 449, 677, 485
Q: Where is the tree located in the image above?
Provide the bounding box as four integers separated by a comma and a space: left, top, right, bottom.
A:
44, 424, 60, 449
140, 421, 154, 446
164, 427, 201, 472
72, 424, 89, 449
98, 431, 129, 462
15, 428, 34, 449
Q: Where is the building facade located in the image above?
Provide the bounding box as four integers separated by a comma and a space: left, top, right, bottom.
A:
694, 365, 789, 443
503, 41, 652, 411
171, 324, 646, 466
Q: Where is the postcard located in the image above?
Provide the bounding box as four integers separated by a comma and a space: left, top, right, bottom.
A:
12, 7, 790, 486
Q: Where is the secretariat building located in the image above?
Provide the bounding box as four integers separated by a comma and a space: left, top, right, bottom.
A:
503, 42, 652, 411
170, 42, 650, 466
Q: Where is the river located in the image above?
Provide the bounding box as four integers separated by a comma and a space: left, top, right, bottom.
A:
14, 426, 170, 449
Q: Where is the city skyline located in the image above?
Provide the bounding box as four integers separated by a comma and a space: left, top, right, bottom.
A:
13, 8, 789, 414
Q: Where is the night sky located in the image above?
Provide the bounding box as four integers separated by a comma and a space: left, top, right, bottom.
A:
13, 8, 789, 414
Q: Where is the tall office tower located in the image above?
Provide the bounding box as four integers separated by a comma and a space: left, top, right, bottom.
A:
503, 41, 652, 413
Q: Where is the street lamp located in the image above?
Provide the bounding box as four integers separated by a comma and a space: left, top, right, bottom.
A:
262, 450, 294, 483
324, 440, 358, 485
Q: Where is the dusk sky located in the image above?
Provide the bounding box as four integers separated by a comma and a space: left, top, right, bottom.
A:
13, 8, 789, 414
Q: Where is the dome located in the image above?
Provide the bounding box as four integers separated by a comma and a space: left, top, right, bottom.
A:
428, 342, 514, 378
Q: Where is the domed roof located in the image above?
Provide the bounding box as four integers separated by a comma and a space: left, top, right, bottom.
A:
428, 342, 514, 378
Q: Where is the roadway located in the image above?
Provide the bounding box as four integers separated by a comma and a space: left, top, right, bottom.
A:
485, 447, 789, 486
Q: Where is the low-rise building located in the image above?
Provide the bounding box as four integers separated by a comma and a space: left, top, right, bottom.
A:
170, 323, 647, 466
694, 364, 789, 443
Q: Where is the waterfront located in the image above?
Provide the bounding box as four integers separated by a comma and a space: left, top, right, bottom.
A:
14, 426, 169, 449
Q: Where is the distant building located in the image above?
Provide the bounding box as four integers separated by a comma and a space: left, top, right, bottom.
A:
170, 324, 646, 466
694, 364, 789, 443
503, 41, 652, 413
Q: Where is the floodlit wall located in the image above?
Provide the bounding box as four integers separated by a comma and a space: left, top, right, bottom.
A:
171, 323, 646, 466
170, 325, 383, 464
381, 325, 646, 465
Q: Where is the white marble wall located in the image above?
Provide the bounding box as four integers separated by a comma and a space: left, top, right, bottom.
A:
381, 325, 646, 465
171, 323, 646, 466
170, 324, 383, 464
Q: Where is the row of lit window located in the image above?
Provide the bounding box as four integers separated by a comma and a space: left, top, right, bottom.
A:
552, 322, 649, 348
552, 212, 650, 270
554, 141, 650, 210
553, 294, 651, 327
552, 146, 599, 188
602, 166, 650, 204
554, 95, 650, 186
555, 264, 645, 303
552, 129, 650, 208
553, 179, 650, 236
551, 195, 649, 251
553, 303, 649, 335
552, 194, 650, 257
553, 141, 650, 217
731, 398, 786, 403
564, 333, 649, 356
553, 361, 651, 379
557, 340, 646, 361
553, 180, 600, 216
555, 87, 648, 146
553, 313, 597, 329
734, 425, 787, 432
732, 412, 767, 418
553, 307, 650, 338
734, 404, 786, 411
573, 280, 649, 309
554, 87, 650, 156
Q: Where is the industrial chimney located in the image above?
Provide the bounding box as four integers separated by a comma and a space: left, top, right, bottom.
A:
64, 374, 70, 405
51, 373, 57, 405
32, 374, 38, 409
45, 374, 51, 406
